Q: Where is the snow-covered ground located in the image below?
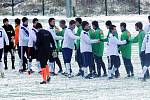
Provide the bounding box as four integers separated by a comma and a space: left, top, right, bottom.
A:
0, 15, 150, 100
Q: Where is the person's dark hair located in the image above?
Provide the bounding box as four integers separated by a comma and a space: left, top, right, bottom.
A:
109, 25, 116, 33
36, 23, 43, 29
105, 20, 112, 26
135, 22, 143, 30
22, 17, 28, 23
60, 20, 66, 25
3, 18, 9, 23
15, 18, 20, 25
32, 18, 38, 23
75, 17, 82, 24
69, 20, 76, 25
82, 21, 89, 29
148, 16, 150, 20
92, 21, 99, 28
48, 18, 55, 23
120, 22, 126, 28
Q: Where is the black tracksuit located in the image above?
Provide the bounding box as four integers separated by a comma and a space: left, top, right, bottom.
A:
2, 24, 15, 69
36, 29, 56, 68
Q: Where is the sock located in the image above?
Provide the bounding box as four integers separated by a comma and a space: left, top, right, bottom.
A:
28, 61, 32, 71
0, 62, 4, 78
112, 67, 117, 74
143, 66, 148, 78
41, 68, 47, 81
36, 61, 41, 72
46, 65, 50, 77
108, 70, 112, 78
19, 59, 23, 69
48, 62, 55, 73
82, 67, 88, 77
66, 63, 71, 74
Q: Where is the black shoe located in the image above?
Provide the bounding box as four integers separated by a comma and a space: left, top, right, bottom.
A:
68, 74, 71, 78
115, 75, 120, 78
47, 76, 51, 82
127, 74, 131, 77
87, 73, 93, 77
76, 72, 82, 76
131, 73, 134, 77
38, 71, 42, 74
95, 74, 101, 78
62, 72, 67, 75
102, 73, 107, 77
19, 69, 24, 73
58, 69, 63, 73
93, 73, 101, 78
85, 75, 92, 79
28, 71, 31, 75
30, 69, 34, 73
51, 72, 58, 76
22, 68, 27, 72
4, 67, 8, 70
108, 77, 113, 80
28, 69, 34, 75
40, 81, 46, 84
92, 73, 98, 78
12, 66, 15, 70
115, 73, 120, 78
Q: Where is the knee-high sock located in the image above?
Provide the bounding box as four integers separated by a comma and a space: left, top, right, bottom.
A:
46, 65, 50, 77
108, 69, 112, 78
36, 61, 41, 72
82, 67, 88, 77
27, 61, 32, 71
11, 49, 15, 68
41, 68, 47, 81
143, 66, 148, 78
112, 67, 117, 74
66, 63, 71, 74
0, 62, 4, 78
19, 59, 23, 69
48, 62, 55, 73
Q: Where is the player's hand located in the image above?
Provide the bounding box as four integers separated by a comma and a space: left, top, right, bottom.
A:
126, 39, 130, 44
98, 39, 100, 43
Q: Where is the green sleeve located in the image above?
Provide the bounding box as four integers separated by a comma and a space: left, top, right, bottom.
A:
132, 34, 139, 43
56, 30, 64, 37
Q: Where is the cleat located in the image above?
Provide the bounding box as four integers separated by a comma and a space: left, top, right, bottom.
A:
58, 69, 63, 73
102, 73, 107, 77
4, 67, 8, 70
108, 77, 113, 80
131, 73, 134, 77
47, 76, 51, 82
28, 71, 31, 75
51, 72, 58, 76
12, 67, 15, 70
19, 69, 24, 73
85, 75, 92, 79
40, 81, 46, 84
76, 72, 82, 76
38, 71, 42, 75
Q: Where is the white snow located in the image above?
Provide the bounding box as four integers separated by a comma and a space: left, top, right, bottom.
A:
0, 15, 150, 100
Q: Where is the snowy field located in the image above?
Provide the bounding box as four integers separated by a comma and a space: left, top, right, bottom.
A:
0, 15, 150, 100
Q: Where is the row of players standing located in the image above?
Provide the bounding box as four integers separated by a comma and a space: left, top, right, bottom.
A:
0, 16, 150, 83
